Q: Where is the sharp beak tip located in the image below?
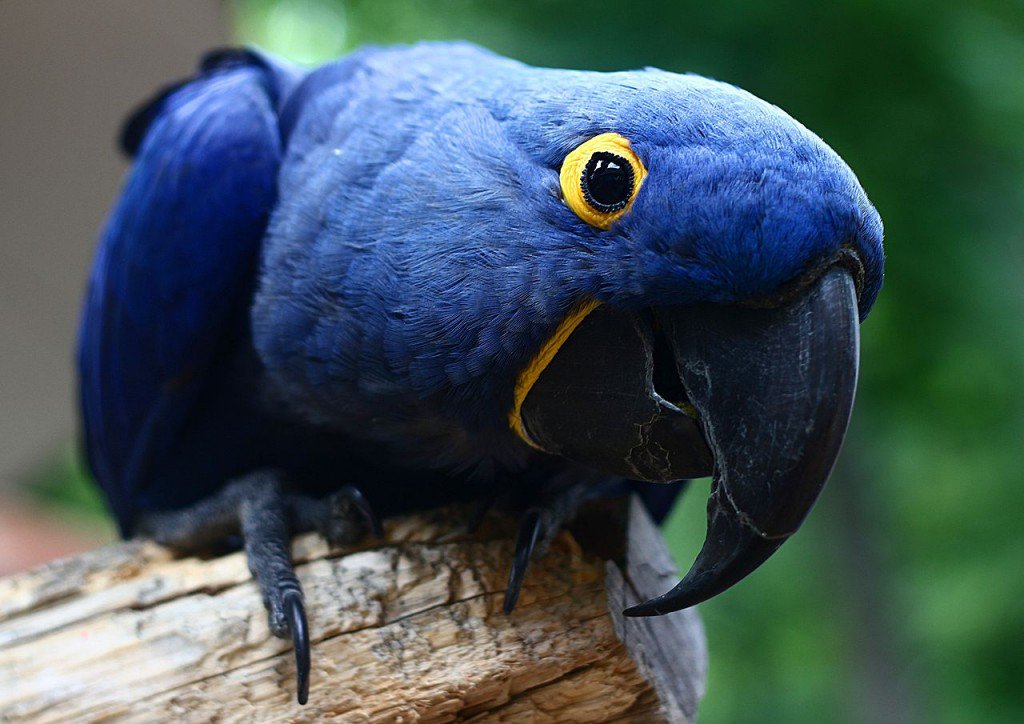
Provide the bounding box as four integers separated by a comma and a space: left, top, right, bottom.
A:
622, 528, 788, 617
622, 589, 702, 617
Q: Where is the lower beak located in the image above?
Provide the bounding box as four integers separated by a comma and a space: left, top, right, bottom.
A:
517, 265, 860, 615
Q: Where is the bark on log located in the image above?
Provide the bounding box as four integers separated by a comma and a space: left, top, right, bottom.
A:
0, 497, 706, 722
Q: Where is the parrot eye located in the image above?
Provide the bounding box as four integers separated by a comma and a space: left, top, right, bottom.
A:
582, 153, 634, 212
560, 133, 647, 230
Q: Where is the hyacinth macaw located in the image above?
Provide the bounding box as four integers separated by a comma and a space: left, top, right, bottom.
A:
78, 43, 884, 704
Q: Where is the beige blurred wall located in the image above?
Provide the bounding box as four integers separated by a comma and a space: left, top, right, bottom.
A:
0, 1, 228, 488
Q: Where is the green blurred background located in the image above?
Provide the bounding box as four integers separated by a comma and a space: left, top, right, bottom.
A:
8, 1, 1023, 721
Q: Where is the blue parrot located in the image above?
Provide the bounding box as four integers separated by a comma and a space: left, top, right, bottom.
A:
78, 43, 884, 704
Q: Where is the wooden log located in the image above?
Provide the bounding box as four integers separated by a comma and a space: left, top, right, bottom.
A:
0, 497, 706, 722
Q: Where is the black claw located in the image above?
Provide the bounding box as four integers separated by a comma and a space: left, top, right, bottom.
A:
340, 485, 383, 538
282, 590, 310, 705
504, 508, 544, 614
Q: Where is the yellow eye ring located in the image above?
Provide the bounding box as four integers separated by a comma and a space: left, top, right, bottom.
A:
560, 133, 647, 230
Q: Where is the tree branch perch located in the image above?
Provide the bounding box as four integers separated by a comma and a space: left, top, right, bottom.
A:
0, 497, 705, 722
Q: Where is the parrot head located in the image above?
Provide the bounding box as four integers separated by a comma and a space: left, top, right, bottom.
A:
491, 67, 884, 614
262, 45, 884, 615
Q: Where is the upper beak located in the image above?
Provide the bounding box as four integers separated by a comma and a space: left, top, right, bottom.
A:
517, 264, 860, 615
624, 265, 860, 615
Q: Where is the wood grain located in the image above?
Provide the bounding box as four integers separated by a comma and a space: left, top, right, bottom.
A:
0, 498, 705, 722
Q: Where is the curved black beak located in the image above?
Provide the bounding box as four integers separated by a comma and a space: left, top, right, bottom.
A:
624, 266, 860, 615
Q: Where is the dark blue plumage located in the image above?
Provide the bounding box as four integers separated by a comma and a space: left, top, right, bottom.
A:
252, 42, 882, 472
80, 41, 883, 536
79, 43, 884, 703
78, 50, 297, 528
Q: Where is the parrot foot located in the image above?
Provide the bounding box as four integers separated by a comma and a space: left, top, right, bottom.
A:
134, 471, 381, 705
502, 476, 617, 614
290, 484, 384, 546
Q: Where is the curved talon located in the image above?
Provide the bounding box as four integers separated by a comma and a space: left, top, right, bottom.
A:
282, 590, 310, 705
340, 485, 384, 538
503, 508, 544, 614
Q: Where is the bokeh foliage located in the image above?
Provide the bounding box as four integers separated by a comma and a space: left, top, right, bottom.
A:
157, 0, 1024, 720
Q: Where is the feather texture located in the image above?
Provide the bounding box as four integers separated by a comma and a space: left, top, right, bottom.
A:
78, 51, 299, 528
79, 43, 883, 530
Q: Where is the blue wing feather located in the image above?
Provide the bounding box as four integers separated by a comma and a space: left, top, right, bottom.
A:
78, 51, 299, 529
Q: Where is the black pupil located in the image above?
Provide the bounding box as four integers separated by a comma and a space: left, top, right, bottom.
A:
582, 152, 634, 213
